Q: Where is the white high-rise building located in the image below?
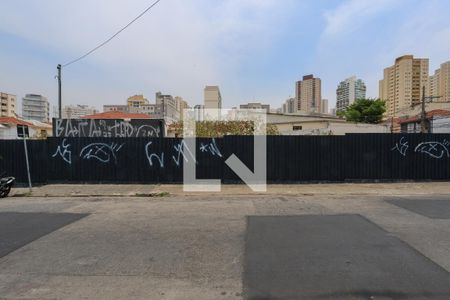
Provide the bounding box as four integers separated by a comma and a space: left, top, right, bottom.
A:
321, 99, 329, 114
22, 94, 50, 122
62, 105, 98, 119
282, 98, 295, 114
194, 104, 204, 121
155, 92, 180, 122
336, 76, 366, 112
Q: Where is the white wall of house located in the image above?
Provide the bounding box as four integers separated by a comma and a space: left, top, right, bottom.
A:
0, 124, 22, 139
0, 124, 51, 139
274, 120, 389, 135
432, 117, 450, 133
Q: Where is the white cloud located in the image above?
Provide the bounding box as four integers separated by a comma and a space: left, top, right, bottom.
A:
384, 2, 450, 71
0, 0, 288, 109
323, 0, 399, 37
315, 0, 450, 109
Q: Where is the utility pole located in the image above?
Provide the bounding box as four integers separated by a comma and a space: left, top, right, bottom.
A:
419, 85, 442, 134
57, 64, 62, 119
420, 86, 427, 133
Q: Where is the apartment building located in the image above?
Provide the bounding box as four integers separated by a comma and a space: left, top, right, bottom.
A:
175, 96, 190, 120
103, 105, 129, 112
379, 55, 429, 117
321, 99, 329, 114
194, 104, 204, 121
204, 86, 222, 109
240, 102, 270, 112
429, 61, 450, 103
336, 76, 366, 111
22, 94, 50, 122
155, 92, 180, 121
0, 92, 16, 117
103, 92, 187, 122
127, 95, 148, 107
295, 75, 322, 113
62, 105, 98, 119
282, 98, 295, 114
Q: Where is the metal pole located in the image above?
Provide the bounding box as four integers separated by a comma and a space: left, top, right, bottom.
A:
420, 86, 427, 133
22, 125, 32, 192
57, 64, 62, 119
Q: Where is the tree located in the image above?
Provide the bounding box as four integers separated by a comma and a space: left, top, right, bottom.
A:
338, 98, 386, 124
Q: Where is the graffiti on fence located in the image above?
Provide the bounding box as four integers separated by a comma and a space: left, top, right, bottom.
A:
200, 138, 223, 157
145, 141, 165, 168
414, 140, 450, 159
80, 142, 125, 164
54, 119, 163, 138
391, 137, 409, 157
52, 138, 72, 164
144, 138, 222, 168
172, 140, 196, 167
391, 137, 450, 159
52, 138, 222, 168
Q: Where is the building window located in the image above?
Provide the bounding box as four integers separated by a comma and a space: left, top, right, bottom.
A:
17, 125, 29, 138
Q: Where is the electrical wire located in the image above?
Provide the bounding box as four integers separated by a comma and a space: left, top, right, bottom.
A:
62, 0, 162, 68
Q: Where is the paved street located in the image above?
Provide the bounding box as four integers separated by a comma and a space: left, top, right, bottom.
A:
1, 184, 450, 299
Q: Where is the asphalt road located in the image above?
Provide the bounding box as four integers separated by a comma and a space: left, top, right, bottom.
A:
244, 215, 450, 299
0, 193, 449, 299
0, 212, 88, 259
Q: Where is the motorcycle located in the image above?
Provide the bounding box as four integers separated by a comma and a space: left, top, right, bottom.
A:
0, 173, 15, 198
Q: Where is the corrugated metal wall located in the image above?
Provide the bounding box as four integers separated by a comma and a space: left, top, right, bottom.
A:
1, 134, 449, 184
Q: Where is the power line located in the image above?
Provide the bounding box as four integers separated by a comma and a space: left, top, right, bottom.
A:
62, 0, 162, 68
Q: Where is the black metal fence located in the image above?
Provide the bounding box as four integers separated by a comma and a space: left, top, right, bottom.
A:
1, 134, 449, 184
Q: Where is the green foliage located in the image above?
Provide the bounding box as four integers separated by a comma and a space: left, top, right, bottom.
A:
339, 98, 386, 124
169, 121, 279, 137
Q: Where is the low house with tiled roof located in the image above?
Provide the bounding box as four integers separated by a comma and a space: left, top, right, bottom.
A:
397, 109, 450, 133
0, 117, 53, 139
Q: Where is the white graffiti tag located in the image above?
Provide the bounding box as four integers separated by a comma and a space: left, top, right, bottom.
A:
391, 137, 409, 157
172, 140, 196, 166
414, 140, 450, 159
145, 141, 165, 168
136, 125, 161, 138
52, 138, 72, 164
80, 142, 124, 164
199, 138, 223, 157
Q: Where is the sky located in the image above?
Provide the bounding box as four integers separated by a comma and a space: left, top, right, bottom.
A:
1, 0, 450, 114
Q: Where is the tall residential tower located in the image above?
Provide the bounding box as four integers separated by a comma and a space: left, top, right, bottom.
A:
22, 94, 50, 122
204, 86, 222, 110
379, 55, 429, 117
295, 75, 322, 113
429, 61, 450, 103
336, 76, 366, 111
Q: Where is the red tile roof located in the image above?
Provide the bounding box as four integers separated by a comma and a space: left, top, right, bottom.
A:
81, 111, 153, 120
397, 109, 450, 124
0, 117, 33, 126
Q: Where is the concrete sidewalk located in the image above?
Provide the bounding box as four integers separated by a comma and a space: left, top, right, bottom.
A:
10, 182, 450, 197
